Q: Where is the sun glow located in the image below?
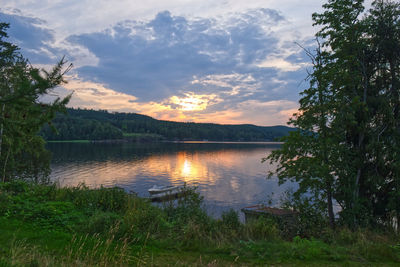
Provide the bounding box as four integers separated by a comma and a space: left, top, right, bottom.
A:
171, 152, 213, 184
169, 92, 219, 111
58, 76, 296, 125
181, 159, 192, 177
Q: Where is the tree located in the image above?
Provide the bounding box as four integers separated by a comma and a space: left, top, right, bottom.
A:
366, 0, 400, 229
266, 0, 400, 229
0, 22, 71, 182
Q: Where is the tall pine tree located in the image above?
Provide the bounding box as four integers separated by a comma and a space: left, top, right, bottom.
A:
0, 22, 71, 182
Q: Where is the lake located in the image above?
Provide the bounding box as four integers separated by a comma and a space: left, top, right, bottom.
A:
47, 141, 295, 219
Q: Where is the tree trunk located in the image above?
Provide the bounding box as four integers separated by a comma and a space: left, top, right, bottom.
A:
2, 146, 10, 183
327, 183, 335, 228
352, 59, 368, 226
0, 104, 5, 160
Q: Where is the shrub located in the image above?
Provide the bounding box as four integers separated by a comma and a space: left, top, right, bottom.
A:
122, 197, 168, 240
163, 186, 207, 225
221, 209, 241, 231
82, 211, 122, 235
244, 216, 281, 241
0, 180, 29, 195
219, 208, 242, 241
57, 184, 127, 213
0, 190, 11, 215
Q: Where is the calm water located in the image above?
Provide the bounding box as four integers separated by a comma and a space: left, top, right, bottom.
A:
47, 142, 295, 218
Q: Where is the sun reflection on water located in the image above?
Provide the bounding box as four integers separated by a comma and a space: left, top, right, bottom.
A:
54, 146, 279, 194
181, 159, 192, 177
49, 142, 293, 218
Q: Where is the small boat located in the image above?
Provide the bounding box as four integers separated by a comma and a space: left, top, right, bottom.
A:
148, 185, 187, 202
148, 185, 180, 195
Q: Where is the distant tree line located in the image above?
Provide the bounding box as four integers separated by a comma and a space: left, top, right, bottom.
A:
40, 108, 294, 141
41, 115, 123, 140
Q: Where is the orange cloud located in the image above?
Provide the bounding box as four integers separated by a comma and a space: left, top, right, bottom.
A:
166, 92, 221, 112
57, 75, 298, 126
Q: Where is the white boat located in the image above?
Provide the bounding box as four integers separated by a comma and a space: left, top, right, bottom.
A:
148, 185, 186, 202
148, 185, 180, 195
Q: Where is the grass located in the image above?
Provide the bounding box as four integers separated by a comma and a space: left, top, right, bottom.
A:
0, 181, 399, 266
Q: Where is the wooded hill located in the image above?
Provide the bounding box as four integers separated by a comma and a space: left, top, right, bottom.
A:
40, 108, 293, 141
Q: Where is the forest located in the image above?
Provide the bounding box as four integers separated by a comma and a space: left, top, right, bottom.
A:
40, 108, 294, 141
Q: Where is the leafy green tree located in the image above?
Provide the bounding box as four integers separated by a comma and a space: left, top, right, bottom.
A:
366, 0, 400, 229
0, 22, 71, 182
266, 0, 400, 229
265, 41, 337, 228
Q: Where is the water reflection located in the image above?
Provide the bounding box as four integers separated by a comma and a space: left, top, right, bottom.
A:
47, 142, 295, 218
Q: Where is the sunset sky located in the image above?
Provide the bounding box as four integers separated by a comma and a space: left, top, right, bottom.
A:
0, 1, 372, 126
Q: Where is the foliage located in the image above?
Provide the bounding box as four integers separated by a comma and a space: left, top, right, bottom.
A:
42, 115, 123, 141
221, 209, 241, 231
266, 0, 400, 229
56, 184, 128, 213
0, 23, 71, 182
243, 216, 281, 241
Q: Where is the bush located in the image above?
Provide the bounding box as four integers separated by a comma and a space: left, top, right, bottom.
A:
219, 208, 242, 241
0, 180, 29, 195
57, 184, 127, 213
122, 197, 169, 240
163, 186, 208, 226
244, 216, 281, 241
82, 211, 121, 235
16, 201, 79, 229
0, 190, 11, 215
221, 209, 241, 231
279, 192, 327, 238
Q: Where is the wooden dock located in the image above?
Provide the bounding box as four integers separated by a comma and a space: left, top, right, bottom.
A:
241, 205, 298, 223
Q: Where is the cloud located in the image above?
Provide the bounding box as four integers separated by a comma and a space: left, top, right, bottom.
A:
1, 7, 314, 125
0, 10, 58, 63
49, 76, 222, 123
66, 9, 309, 104
56, 75, 298, 125
165, 92, 221, 111
0, 1, 317, 36
191, 73, 259, 96
257, 55, 310, 71
0, 10, 99, 68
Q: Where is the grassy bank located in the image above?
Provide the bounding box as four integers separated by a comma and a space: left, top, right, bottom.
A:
47, 140, 91, 143
0, 181, 399, 266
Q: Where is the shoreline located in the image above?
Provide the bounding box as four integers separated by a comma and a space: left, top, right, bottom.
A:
46, 139, 284, 144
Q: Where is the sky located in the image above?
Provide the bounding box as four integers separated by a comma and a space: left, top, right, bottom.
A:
0, 1, 372, 126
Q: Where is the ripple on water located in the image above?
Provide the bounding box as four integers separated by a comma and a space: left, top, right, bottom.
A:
48, 142, 295, 218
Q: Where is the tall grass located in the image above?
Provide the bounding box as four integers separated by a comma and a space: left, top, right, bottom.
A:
2, 230, 142, 266
0, 180, 399, 265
